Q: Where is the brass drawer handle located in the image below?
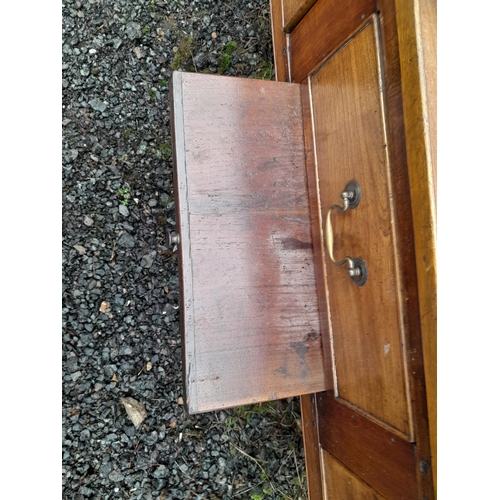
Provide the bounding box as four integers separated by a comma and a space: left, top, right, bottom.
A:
324, 180, 368, 286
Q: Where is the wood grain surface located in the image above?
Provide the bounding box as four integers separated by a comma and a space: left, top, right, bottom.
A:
270, 0, 290, 82
282, 0, 317, 32
317, 392, 418, 500
289, 0, 376, 83
396, 0, 437, 489
322, 448, 386, 499
171, 71, 326, 413
309, 20, 412, 438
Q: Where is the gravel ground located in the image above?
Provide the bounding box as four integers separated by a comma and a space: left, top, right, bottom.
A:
62, 1, 308, 499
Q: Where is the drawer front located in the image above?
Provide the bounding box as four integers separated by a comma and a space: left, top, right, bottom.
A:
171, 72, 327, 414
309, 20, 412, 439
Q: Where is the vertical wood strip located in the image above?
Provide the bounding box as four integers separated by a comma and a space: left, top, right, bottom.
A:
270, 0, 290, 81
395, 0, 437, 491
300, 394, 324, 500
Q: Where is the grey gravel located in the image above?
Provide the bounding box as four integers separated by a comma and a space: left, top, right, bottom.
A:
117, 232, 135, 248
118, 204, 129, 217
62, 0, 307, 499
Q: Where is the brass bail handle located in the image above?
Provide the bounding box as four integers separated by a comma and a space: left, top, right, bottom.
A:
324, 180, 368, 286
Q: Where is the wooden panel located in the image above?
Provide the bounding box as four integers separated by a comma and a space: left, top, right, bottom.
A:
317, 393, 418, 500
395, 0, 437, 489
170, 72, 327, 414
289, 0, 376, 83
270, 0, 289, 81
322, 449, 385, 499
282, 0, 317, 33
310, 20, 411, 437
300, 394, 323, 500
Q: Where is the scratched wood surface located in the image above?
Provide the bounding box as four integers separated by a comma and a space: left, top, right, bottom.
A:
310, 20, 412, 438
170, 71, 326, 414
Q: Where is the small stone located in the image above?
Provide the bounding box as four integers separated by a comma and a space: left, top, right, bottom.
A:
109, 470, 124, 482
89, 98, 108, 113
177, 397, 183, 405
99, 301, 110, 313
84, 216, 94, 226
80, 429, 91, 441
146, 362, 152, 371
71, 371, 82, 382
117, 232, 135, 248
133, 47, 143, 59
103, 364, 117, 378
89, 48, 97, 54
70, 149, 79, 160
153, 465, 167, 479
140, 252, 155, 269
125, 22, 141, 40
211, 32, 217, 39
74, 245, 86, 255
118, 204, 129, 217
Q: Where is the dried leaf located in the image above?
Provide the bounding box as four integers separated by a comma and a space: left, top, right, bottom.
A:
146, 362, 153, 371
121, 397, 147, 427
99, 301, 110, 313
177, 397, 183, 405
111, 373, 119, 382
169, 422, 177, 428
164, 286, 169, 293
68, 409, 80, 417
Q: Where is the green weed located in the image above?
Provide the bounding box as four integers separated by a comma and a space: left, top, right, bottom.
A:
158, 142, 171, 157
171, 36, 195, 70
218, 41, 238, 74
118, 186, 130, 206
256, 61, 273, 80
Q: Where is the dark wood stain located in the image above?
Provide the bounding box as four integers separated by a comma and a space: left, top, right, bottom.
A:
170, 72, 326, 414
